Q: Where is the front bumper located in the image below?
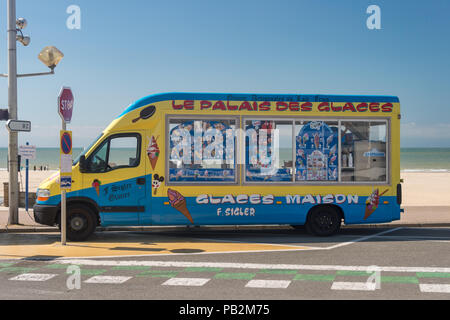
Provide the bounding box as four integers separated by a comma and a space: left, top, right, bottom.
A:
33, 204, 59, 226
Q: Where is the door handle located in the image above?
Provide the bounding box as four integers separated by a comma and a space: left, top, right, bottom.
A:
137, 178, 146, 185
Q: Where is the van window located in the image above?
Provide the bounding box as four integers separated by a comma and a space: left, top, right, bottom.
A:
86, 134, 140, 173
168, 118, 237, 183
245, 120, 293, 182
295, 120, 339, 182
340, 121, 387, 182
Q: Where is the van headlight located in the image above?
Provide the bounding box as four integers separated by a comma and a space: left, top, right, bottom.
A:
37, 189, 51, 201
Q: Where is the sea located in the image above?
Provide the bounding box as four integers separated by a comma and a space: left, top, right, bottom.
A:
0, 147, 449, 172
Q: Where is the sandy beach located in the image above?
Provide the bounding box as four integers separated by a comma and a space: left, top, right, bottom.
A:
0, 170, 57, 197
0, 170, 449, 207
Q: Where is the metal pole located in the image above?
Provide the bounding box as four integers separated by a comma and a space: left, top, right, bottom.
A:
25, 142, 29, 212
7, 0, 19, 224
61, 121, 67, 245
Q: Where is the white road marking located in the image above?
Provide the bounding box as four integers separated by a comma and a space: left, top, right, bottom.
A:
419, 284, 450, 293
53, 259, 450, 274
162, 277, 210, 287
331, 282, 376, 291
9, 273, 57, 282
245, 280, 291, 289
324, 227, 403, 250
84, 276, 131, 284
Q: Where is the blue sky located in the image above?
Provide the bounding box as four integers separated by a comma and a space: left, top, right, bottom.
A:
0, 0, 449, 147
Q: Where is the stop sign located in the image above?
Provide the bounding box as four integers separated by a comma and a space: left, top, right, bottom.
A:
58, 87, 74, 123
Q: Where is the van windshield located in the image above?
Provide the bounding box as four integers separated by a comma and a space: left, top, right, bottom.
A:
73, 133, 104, 166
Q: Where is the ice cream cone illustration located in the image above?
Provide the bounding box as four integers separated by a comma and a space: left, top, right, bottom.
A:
364, 189, 389, 219
92, 179, 101, 197
302, 133, 309, 146
326, 134, 334, 148
167, 188, 193, 224
147, 136, 160, 170
329, 144, 336, 156
314, 133, 320, 149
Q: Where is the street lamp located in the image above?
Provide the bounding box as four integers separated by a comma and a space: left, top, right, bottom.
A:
38, 46, 64, 71
2, 0, 64, 225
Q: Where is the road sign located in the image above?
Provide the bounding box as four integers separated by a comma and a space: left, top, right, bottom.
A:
6, 120, 31, 132
19, 145, 36, 160
60, 130, 73, 177
60, 176, 72, 189
58, 87, 74, 123
61, 131, 72, 155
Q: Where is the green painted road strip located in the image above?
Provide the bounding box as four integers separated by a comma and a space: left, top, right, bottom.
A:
416, 272, 450, 279
112, 266, 151, 271
293, 274, 335, 282
215, 273, 256, 280
0, 262, 15, 268
260, 269, 298, 275
380, 276, 419, 284
0, 267, 36, 273
79, 269, 107, 276
137, 270, 179, 278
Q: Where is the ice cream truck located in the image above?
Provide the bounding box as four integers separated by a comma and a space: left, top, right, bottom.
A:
34, 92, 402, 241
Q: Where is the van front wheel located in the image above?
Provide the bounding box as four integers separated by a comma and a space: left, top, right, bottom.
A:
66, 204, 97, 241
306, 206, 341, 236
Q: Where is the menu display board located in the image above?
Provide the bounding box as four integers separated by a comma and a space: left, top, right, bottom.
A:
296, 121, 338, 181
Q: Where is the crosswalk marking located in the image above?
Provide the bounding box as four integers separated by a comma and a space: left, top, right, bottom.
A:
84, 276, 131, 284
245, 280, 291, 289
54, 259, 450, 274
331, 281, 376, 291
3, 269, 450, 295
162, 277, 210, 286
419, 284, 450, 293
9, 273, 57, 282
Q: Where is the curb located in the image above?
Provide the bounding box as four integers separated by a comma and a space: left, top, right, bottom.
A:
1, 223, 450, 233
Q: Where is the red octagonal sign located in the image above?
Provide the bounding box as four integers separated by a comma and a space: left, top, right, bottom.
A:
58, 87, 74, 123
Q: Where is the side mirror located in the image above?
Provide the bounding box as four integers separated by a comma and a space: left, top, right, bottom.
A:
79, 155, 87, 173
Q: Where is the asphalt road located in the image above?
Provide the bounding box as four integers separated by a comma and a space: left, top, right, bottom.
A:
0, 227, 449, 301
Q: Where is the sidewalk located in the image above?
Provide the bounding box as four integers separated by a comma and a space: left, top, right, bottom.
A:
0, 206, 449, 233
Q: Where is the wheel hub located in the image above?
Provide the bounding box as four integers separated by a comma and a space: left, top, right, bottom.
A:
70, 216, 85, 231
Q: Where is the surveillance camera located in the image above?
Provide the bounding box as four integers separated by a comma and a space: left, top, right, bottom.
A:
16, 18, 27, 30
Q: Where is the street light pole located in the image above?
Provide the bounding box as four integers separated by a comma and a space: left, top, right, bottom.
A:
3, 1, 64, 225
7, 0, 19, 224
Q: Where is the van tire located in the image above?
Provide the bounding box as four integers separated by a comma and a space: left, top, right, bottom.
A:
66, 204, 97, 241
305, 206, 341, 237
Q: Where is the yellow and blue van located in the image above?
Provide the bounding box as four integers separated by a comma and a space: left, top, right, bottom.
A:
34, 92, 402, 240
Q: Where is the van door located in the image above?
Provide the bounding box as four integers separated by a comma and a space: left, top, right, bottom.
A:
81, 132, 146, 226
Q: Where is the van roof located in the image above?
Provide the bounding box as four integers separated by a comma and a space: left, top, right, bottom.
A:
118, 92, 400, 118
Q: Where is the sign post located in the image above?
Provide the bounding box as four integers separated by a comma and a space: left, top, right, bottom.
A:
6, 120, 31, 132
58, 87, 74, 245
18, 143, 36, 212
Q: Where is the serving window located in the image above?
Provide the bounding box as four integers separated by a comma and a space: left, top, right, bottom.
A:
168, 117, 237, 183
340, 121, 388, 182
244, 120, 293, 182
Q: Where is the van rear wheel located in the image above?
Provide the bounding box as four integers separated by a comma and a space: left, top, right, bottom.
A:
306, 206, 341, 237
66, 204, 97, 241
